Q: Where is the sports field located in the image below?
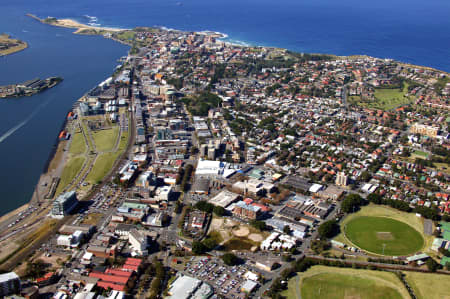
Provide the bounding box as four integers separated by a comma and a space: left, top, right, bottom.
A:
344, 216, 424, 256
282, 265, 409, 299
404, 272, 450, 299
334, 204, 431, 256
349, 83, 413, 110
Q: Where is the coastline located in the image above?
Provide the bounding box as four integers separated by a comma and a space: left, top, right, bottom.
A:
0, 33, 28, 57
0, 43, 28, 57
25, 13, 449, 74
1, 12, 444, 225
0, 204, 28, 224
26, 13, 127, 34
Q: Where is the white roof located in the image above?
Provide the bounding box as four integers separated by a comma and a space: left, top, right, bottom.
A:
196, 160, 223, 175
0, 272, 19, 283
241, 279, 258, 292
244, 271, 259, 281
209, 190, 239, 208
309, 183, 323, 193
82, 252, 93, 260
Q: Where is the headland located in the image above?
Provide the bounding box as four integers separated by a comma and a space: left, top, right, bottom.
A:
26, 13, 126, 34
0, 33, 27, 56
0, 77, 63, 98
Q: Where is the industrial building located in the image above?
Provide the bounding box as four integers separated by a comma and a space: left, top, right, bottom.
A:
167, 274, 213, 299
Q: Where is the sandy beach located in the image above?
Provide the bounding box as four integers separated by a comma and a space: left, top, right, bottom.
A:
55, 18, 126, 33
26, 14, 127, 34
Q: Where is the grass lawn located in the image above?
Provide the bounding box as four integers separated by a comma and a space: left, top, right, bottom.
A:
80, 121, 94, 150
69, 132, 86, 155
334, 204, 432, 255
412, 150, 430, 159
92, 127, 119, 152
55, 156, 85, 195
81, 213, 103, 225
83, 129, 128, 186
350, 83, 413, 110
118, 131, 128, 150
115, 30, 136, 41
282, 265, 409, 299
404, 271, 450, 299
344, 216, 424, 256
85, 152, 120, 184
207, 231, 224, 244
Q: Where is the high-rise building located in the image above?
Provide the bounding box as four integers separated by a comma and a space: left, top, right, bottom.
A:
0, 272, 21, 297
200, 144, 208, 157
410, 123, 439, 138
207, 147, 216, 160
51, 191, 78, 218
335, 172, 348, 187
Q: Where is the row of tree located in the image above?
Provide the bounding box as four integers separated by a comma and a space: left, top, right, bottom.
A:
195, 200, 226, 216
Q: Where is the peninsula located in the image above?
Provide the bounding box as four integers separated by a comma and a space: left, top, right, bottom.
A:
0, 33, 27, 56
0, 77, 63, 98
0, 16, 449, 299
26, 13, 126, 35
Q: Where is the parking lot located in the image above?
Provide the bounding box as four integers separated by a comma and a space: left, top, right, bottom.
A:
181, 256, 260, 298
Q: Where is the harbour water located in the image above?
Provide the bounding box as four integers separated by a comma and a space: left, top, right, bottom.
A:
0, 12, 128, 215
0, 0, 449, 215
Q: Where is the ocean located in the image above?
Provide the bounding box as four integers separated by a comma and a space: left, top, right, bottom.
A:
0, 0, 449, 215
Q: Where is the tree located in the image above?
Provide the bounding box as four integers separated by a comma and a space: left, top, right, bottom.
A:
195, 200, 214, 213
174, 201, 183, 214
221, 253, 239, 266
367, 193, 383, 204
250, 220, 267, 231
310, 240, 331, 254
438, 247, 450, 257
341, 194, 365, 213
25, 259, 49, 279
202, 238, 218, 251
283, 225, 291, 234
213, 206, 226, 216
318, 220, 340, 239
192, 241, 206, 254
282, 254, 292, 262
426, 258, 439, 272
360, 171, 371, 182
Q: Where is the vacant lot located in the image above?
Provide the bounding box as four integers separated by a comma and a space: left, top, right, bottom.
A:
92, 127, 119, 152
81, 213, 103, 225
85, 152, 119, 184
69, 132, 86, 155
282, 265, 409, 299
56, 156, 85, 194
404, 272, 450, 299
345, 216, 424, 256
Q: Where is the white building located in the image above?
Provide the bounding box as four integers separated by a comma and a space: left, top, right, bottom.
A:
129, 229, 148, 255
155, 186, 173, 202
0, 272, 20, 297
